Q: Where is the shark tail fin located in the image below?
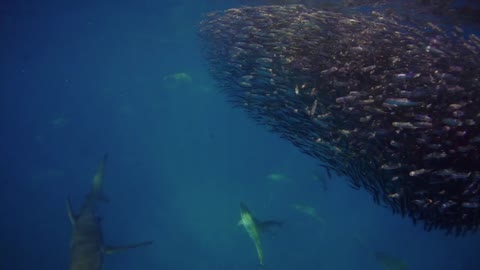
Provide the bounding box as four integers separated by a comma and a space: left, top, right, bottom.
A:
66, 197, 76, 226
104, 241, 153, 255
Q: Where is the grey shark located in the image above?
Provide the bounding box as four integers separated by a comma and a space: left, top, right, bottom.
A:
238, 202, 282, 266
67, 154, 152, 270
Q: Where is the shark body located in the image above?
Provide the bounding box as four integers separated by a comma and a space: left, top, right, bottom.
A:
238, 202, 282, 266
67, 154, 152, 270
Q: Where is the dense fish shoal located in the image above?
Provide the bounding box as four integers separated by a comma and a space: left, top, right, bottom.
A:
199, 4, 480, 235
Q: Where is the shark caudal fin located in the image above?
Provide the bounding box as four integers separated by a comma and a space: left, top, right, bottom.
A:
104, 241, 153, 255
89, 154, 109, 202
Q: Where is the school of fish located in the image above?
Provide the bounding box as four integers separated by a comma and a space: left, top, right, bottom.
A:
199, 4, 480, 235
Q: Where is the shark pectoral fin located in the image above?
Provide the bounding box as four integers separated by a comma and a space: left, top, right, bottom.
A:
258, 220, 283, 233
104, 241, 153, 255
66, 197, 76, 226
237, 219, 244, 227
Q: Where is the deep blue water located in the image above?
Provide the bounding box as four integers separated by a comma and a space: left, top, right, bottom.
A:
1, 1, 479, 269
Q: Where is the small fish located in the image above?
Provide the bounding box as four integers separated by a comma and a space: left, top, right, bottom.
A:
414, 114, 433, 122
440, 200, 457, 210
409, 169, 430, 177
442, 118, 463, 127
434, 169, 471, 180
336, 95, 357, 104
384, 98, 419, 107
388, 193, 401, 199
361, 65, 376, 72
255, 57, 273, 66
392, 122, 417, 129
425, 45, 445, 55
462, 202, 480, 208
380, 163, 402, 170
393, 73, 418, 80
423, 152, 447, 160
414, 122, 433, 128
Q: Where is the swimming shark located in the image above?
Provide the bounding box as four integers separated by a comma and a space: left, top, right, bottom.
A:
238, 202, 283, 266
67, 154, 152, 270
291, 203, 327, 227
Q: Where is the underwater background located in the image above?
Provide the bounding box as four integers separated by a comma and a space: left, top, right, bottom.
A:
1, 0, 479, 269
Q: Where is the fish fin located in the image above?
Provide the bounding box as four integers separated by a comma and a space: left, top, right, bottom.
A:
90, 154, 109, 202
66, 197, 76, 226
99, 154, 108, 203
104, 241, 153, 255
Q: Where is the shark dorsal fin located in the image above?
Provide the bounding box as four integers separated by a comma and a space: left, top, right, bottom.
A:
66, 197, 76, 226
104, 241, 153, 255
90, 154, 109, 202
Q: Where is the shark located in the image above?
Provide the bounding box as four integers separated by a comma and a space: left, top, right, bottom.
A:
67, 154, 153, 270
238, 202, 283, 266
291, 203, 327, 227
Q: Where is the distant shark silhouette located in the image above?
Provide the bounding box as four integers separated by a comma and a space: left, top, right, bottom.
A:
375, 252, 408, 270
67, 154, 152, 270
238, 202, 283, 266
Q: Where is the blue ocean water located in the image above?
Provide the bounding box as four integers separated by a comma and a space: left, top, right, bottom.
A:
1, 0, 479, 269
